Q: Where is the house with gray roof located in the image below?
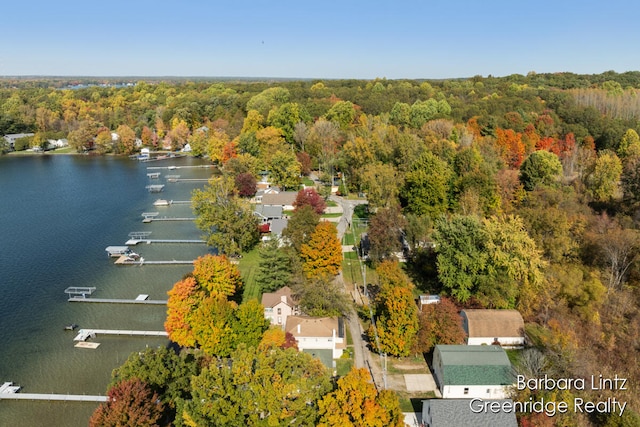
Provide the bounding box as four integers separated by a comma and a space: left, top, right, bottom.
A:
432, 345, 514, 399
421, 399, 517, 427
461, 309, 525, 348
261, 191, 298, 210
254, 204, 283, 222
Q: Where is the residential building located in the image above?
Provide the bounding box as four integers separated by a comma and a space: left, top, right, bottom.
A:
261, 191, 298, 210
432, 345, 514, 399
421, 399, 518, 427
461, 309, 525, 348
285, 316, 346, 365
3, 133, 34, 150
261, 286, 300, 327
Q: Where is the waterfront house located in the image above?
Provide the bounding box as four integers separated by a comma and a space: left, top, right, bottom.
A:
261, 191, 298, 211
421, 399, 517, 427
254, 204, 283, 223
262, 286, 300, 327
285, 315, 346, 366
432, 345, 514, 399
460, 309, 525, 348
3, 133, 35, 150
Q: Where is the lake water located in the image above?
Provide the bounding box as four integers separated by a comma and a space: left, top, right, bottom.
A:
0, 154, 212, 426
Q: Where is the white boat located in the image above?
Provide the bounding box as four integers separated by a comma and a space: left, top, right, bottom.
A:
153, 199, 171, 206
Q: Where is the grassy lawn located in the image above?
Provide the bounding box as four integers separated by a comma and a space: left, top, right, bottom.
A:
342, 252, 377, 293
326, 200, 338, 207
321, 212, 342, 218
238, 247, 262, 302
336, 358, 353, 376
302, 177, 315, 186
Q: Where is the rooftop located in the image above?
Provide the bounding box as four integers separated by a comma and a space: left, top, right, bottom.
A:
435, 345, 514, 386
423, 399, 518, 427
461, 309, 524, 338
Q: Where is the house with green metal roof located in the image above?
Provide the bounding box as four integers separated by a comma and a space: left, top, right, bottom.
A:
432, 345, 514, 399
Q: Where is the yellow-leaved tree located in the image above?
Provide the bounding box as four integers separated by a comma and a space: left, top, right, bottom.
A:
317, 367, 404, 427
300, 221, 343, 278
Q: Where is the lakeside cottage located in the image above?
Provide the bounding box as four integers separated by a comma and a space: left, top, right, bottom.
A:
432, 345, 514, 399
460, 309, 525, 348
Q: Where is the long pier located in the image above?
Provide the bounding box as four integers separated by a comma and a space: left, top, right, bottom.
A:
126, 238, 205, 245
114, 256, 195, 265
69, 297, 167, 305
0, 393, 108, 402
169, 178, 210, 183
147, 165, 213, 170
143, 216, 196, 222
73, 329, 169, 341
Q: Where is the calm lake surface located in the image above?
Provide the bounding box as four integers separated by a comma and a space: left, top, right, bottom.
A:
0, 154, 212, 426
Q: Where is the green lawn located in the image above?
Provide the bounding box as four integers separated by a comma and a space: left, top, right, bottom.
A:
321, 212, 342, 218
302, 177, 315, 186
238, 247, 262, 302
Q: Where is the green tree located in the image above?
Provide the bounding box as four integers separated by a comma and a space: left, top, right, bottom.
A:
519, 150, 563, 191
267, 102, 310, 144
192, 176, 260, 256
325, 100, 356, 130
246, 87, 290, 117
389, 102, 411, 128
255, 239, 292, 293
586, 150, 623, 202
282, 204, 320, 253
617, 128, 640, 159
300, 221, 343, 278
402, 151, 453, 218
181, 346, 331, 427
433, 215, 544, 314
110, 346, 199, 412
317, 367, 404, 427
268, 149, 301, 190
292, 274, 351, 317
361, 162, 400, 209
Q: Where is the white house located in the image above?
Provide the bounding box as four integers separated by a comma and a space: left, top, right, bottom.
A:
285, 316, 345, 360
460, 309, 525, 348
432, 345, 514, 399
261, 286, 300, 327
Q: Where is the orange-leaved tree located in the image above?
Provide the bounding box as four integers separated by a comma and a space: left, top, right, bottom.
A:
165, 254, 269, 356
317, 367, 404, 427
300, 221, 342, 278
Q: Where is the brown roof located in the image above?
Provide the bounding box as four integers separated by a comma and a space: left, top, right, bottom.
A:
261, 191, 298, 206
261, 286, 297, 308
285, 316, 339, 338
461, 309, 524, 338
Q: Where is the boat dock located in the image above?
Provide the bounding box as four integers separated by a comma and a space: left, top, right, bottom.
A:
170, 178, 210, 183
73, 329, 169, 341
114, 256, 195, 265
145, 184, 165, 193
64, 287, 97, 298
0, 382, 108, 402
146, 165, 213, 170
69, 295, 167, 305
141, 212, 196, 222
147, 172, 161, 179
126, 238, 205, 245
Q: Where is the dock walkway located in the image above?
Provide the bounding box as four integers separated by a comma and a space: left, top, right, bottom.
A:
114, 255, 195, 265
69, 297, 167, 305
126, 238, 205, 245
0, 393, 108, 402
73, 329, 168, 341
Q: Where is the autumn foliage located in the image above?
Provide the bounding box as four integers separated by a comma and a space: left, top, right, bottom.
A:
89, 379, 164, 427
317, 367, 404, 427
300, 221, 343, 278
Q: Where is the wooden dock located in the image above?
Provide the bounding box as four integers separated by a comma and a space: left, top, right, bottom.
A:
114, 255, 195, 265
0, 393, 108, 402
73, 329, 169, 341
169, 178, 210, 183
147, 165, 213, 170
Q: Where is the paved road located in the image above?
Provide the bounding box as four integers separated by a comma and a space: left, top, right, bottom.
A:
331, 196, 385, 388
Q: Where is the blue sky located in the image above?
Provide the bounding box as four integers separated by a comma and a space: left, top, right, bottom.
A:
2, 0, 639, 79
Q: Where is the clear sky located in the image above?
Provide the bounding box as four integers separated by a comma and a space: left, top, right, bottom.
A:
2, 0, 639, 79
